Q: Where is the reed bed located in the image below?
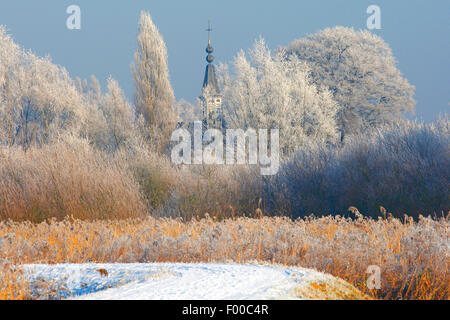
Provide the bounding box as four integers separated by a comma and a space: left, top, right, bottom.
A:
1, 213, 448, 300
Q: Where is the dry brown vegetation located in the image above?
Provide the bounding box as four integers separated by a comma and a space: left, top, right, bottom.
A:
0, 263, 29, 300
1, 213, 448, 300
0, 135, 263, 223
0, 138, 146, 222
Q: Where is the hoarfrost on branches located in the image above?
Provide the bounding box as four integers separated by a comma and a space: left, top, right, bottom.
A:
218, 38, 340, 156
285, 27, 416, 137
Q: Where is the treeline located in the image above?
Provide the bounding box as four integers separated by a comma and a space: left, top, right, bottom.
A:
0, 12, 447, 221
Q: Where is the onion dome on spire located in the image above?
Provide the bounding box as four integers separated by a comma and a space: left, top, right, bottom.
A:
206, 41, 215, 63
206, 40, 214, 54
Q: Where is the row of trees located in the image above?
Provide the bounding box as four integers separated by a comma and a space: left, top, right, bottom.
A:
0, 12, 174, 154
130, 16, 416, 155
0, 26, 137, 152
0, 12, 416, 157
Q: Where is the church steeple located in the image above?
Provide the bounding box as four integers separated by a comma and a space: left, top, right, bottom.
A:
202, 19, 219, 94
200, 19, 223, 129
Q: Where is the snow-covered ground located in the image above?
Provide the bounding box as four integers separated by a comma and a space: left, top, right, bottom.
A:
22, 263, 367, 300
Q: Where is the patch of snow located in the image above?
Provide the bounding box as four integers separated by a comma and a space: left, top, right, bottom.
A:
22, 263, 350, 300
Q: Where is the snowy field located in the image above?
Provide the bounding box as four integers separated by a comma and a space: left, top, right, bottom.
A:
22, 263, 367, 300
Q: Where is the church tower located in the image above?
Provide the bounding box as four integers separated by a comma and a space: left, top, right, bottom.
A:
200, 20, 224, 130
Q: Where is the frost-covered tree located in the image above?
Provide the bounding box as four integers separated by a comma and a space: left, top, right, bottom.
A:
218, 38, 340, 156
0, 26, 127, 152
0, 26, 21, 145
0, 26, 20, 90
175, 98, 202, 124
131, 11, 176, 153
101, 77, 135, 151
284, 27, 416, 137
0, 26, 85, 149
74, 77, 83, 94
89, 74, 102, 102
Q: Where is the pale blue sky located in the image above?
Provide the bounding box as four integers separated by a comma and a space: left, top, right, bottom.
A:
0, 0, 448, 121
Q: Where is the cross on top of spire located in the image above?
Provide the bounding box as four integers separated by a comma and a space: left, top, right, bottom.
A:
206, 19, 212, 44
205, 19, 214, 63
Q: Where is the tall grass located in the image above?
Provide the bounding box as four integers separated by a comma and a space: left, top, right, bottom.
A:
0, 214, 448, 300
115, 145, 263, 220
152, 164, 263, 220
0, 135, 146, 222
0, 263, 29, 300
